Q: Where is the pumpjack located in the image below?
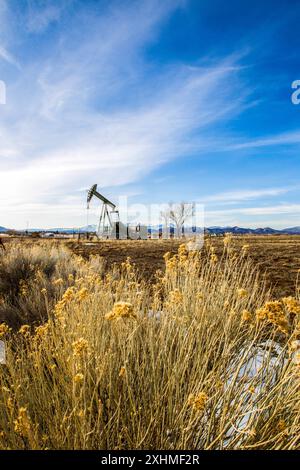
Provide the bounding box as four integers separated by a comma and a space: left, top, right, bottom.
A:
87, 184, 147, 240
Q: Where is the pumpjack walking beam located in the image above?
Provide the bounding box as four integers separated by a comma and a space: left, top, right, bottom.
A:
87, 184, 116, 211
87, 184, 120, 239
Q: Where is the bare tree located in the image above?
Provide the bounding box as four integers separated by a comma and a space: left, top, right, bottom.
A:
161, 202, 193, 238
159, 208, 170, 238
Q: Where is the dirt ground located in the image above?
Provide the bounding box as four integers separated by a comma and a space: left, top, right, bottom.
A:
2, 235, 300, 297
209, 235, 300, 297
69, 235, 300, 297
71, 239, 182, 280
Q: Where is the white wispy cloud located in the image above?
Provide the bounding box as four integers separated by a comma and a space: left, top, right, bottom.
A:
202, 186, 296, 204
0, 45, 20, 68
228, 130, 300, 150
203, 203, 300, 229
26, 0, 69, 33
0, 0, 20, 68
0, 0, 250, 228
205, 203, 300, 218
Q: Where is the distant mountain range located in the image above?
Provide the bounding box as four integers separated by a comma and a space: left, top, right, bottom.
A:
205, 226, 300, 235
1, 224, 300, 235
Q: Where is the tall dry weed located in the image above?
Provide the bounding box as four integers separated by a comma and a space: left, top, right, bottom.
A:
0, 240, 299, 449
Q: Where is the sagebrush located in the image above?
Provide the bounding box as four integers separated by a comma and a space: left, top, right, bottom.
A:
0, 238, 299, 449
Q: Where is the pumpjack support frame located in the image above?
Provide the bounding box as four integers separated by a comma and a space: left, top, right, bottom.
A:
87, 184, 120, 239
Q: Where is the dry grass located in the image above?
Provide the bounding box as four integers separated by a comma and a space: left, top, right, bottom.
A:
0, 242, 96, 329
0, 238, 299, 449
69, 234, 300, 297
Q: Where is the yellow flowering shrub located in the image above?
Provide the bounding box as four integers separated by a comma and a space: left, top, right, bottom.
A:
168, 289, 183, 306
242, 310, 252, 322
237, 288, 248, 298
256, 300, 289, 333
14, 407, 31, 437
0, 323, 10, 339
188, 392, 208, 412
105, 301, 136, 321
73, 373, 84, 384
281, 296, 300, 315
72, 338, 89, 357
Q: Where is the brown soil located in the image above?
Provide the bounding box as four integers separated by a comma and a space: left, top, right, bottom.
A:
2, 235, 300, 297
69, 235, 300, 297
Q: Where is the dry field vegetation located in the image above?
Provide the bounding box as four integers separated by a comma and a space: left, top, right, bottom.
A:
70, 235, 300, 297
0, 235, 299, 449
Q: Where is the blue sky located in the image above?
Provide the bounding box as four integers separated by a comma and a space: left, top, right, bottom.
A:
0, 0, 300, 229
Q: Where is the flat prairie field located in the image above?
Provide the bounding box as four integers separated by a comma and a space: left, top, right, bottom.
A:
1, 234, 300, 449
2, 234, 300, 296
69, 234, 300, 297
